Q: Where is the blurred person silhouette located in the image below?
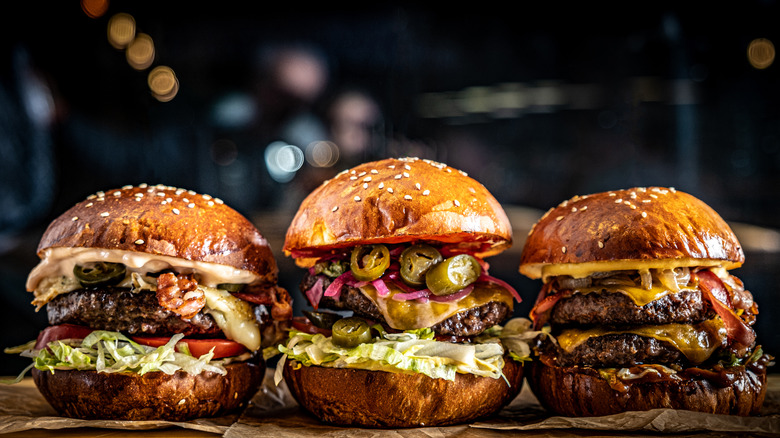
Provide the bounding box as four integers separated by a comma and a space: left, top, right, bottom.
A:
205, 42, 331, 214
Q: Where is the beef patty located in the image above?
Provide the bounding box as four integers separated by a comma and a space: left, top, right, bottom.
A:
550, 289, 714, 327
541, 333, 686, 368
47, 287, 223, 336
303, 272, 511, 337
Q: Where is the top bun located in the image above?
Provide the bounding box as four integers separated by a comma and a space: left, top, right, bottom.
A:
283, 157, 512, 265
519, 187, 744, 279
37, 184, 277, 283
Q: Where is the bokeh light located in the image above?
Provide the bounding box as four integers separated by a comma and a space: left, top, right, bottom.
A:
126, 33, 155, 70
107, 13, 136, 49
748, 38, 775, 69
147, 65, 179, 102
305, 141, 340, 167
81, 0, 109, 18
265, 142, 304, 182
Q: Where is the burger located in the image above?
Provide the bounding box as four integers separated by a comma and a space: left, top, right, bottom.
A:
276, 157, 535, 427
7, 184, 292, 420
518, 186, 772, 416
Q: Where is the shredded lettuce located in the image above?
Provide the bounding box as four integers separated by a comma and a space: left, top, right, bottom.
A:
274, 317, 540, 386
4, 330, 227, 382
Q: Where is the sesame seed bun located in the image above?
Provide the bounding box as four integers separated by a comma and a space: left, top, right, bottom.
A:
36, 184, 278, 284
283, 157, 512, 267
519, 187, 744, 280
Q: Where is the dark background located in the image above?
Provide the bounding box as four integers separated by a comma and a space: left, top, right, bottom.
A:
1, 1, 779, 375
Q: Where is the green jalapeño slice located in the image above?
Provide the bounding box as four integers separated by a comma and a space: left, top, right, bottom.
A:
350, 244, 390, 281
73, 262, 127, 287
399, 244, 443, 287
331, 317, 372, 348
425, 254, 481, 296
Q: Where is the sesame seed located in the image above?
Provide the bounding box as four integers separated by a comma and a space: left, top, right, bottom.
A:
378, 182, 385, 189
423, 190, 430, 196
615, 198, 623, 203
161, 201, 167, 205
363, 176, 372, 182
166, 198, 172, 203
415, 183, 421, 190
135, 239, 144, 245
459, 170, 468, 176
608, 192, 616, 197
72, 216, 78, 221
175, 189, 185, 195
581, 206, 587, 211
650, 194, 658, 199
188, 190, 196, 195
404, 164, 411, 170
97, 191, 105, 197
188, 203, 195, 208
388, 165, 396, 169
445, 168, 452, 173
182, 198, 189, 203
134, 192, 143, 197
203, 194, 212, 200
350, 176, 358, 180
354, 196, 361, 202
370, 169, 378, 174
350, 169, 356, 174
404, 195, 413, 200
135, 198, 141, 202
358, 171, 366, 177
100, 212, 109, 217
395, 174, 402, 179
172, 208, 180, 215
669, 187, 676, 193
208, 201, 214, 206
642, 199, 651, 203
363, 183, 369, 189
641, 211, 648, 218
87, 194, 96, 200
572, 207, 578, 212
598, 241, 604, 248
332, 206, 339, 212
454, 200, 461, 207
113, 191, 121, 197
630, 204, 637, 210
403, 172, 410, 178
387, 188, 394, 194
86, 203, 93, 208
562, 246, 567, 253
556, 216, 564, 221
156, 192, 165, 197
624, 201, 631, 206
139, 183, 148, 188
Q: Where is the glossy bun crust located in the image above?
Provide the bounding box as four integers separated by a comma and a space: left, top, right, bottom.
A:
32, 359, 264, 421
527, 360, 767, 417
283, 157, 512, 264
519, 187, 744, 279
282, 357, 524, 428
37, 184, 277, 283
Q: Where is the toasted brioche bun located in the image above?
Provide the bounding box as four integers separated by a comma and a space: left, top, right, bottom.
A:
32, 359, 264, 421
526, 360, 767, 417
283, 157, 512, 267
282, 357, 524, 428
36, 184, 277, 284
519, 187, 744, 280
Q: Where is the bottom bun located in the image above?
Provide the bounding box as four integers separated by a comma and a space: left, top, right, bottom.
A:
527, 360, 767, 417
32, 359, 264, 421
282, 357, 524, 428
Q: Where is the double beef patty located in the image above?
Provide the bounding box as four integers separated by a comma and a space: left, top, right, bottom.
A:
47, 287, 222, 336
542, 289, 716, 367
302, 272, 511, 337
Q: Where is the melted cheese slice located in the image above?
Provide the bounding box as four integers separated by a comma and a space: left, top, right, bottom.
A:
357, 282, 514, 331
202, 286, 260, 351
537, 258, 739, 282
555, 318, 727, 365
574, 284, 697, 307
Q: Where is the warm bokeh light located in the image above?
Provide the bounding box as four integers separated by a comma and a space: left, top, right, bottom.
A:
107, 13, 136, 49
126, 33, 155, 70
147, 65, 179, 102
81, 0, 109, 18
305, 141, 340, 167
748, 38, 775, 69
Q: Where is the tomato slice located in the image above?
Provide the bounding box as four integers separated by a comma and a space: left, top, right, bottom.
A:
291, 316, 332, 336
35, 324, 94, 349
131, 336, 248, 359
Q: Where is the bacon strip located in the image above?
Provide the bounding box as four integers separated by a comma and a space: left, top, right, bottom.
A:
233, 284, 293, 321
694, 270, 756, 348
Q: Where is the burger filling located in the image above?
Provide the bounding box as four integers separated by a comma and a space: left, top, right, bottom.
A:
277, 242, 533, 383
529, 265, 770, 389
8, 247, 292, 379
